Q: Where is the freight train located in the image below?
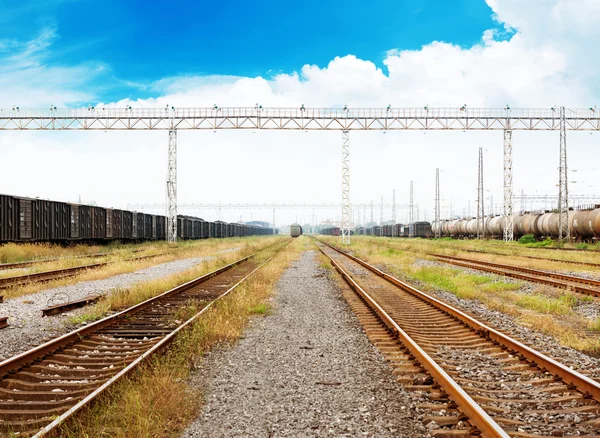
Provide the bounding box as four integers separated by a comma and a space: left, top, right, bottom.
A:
0, 194, 275, 243
355, 222, 432, 238
290, 223, 303, 238
433, 207, 600, 241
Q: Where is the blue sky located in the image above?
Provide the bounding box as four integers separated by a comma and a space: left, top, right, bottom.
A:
1, 0, 505, 102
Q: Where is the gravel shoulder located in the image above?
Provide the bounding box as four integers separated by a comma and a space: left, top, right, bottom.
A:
0, 256, 211, 361
182, 250, 424, 438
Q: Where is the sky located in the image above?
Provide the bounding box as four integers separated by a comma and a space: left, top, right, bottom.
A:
1, 0, 600, 226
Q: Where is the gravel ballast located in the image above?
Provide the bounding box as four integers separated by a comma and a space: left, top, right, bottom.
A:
0, 256, 213, 361
182, 250, 424, 437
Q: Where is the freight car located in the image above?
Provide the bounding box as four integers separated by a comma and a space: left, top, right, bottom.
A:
0, 193, 275, 243
433, 207, 600, 241
290, 223, 302, 238
320, 227, 341, 236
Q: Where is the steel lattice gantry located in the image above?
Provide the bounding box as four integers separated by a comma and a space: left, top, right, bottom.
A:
2, 106, 595, 243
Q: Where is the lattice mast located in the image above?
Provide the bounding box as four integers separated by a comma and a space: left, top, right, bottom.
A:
409, 180, 414, 237
392, 189, 396, 237
341, 130, 351, 244
380, 195, 384, 236
477, 147, 485, 238
503, 129, 513, 241
558, 106, 570, 241
166, 129, 177, 243
435, 168, 441, 238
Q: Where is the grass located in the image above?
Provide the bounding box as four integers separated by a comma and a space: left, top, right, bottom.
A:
66, 237, 286, 324
52, 236, 304, 438
319, 235, 600, 355
0, 242, 106, 264
2, 236, 285, 300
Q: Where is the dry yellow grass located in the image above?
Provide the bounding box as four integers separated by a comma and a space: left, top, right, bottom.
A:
1, 237, 284, 300
52, 236, 304, 438
319, 235, 600, 355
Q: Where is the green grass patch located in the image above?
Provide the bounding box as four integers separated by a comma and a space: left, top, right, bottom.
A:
248, 303, 270, 315
413, 267, 459, 292
516, 293, 574, 315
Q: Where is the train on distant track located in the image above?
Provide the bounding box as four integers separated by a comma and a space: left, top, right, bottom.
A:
321, 222, 433, 238
0, 194, 275, 243
434, 207, 600, 241
290, 223, 303, 238
319, 207, 600, 242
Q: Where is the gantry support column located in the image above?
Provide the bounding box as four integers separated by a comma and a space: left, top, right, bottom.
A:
379, 195, 383, 236
477, 147, 485, 239
392, 189, 396, 237
272, 208, 276, 235
435, 168, 441, 238
409, 180, 414, 238
503, 129, 513, 242
166, 129, 178, 242
341, 130, 351, 244
558, 106, 570, 241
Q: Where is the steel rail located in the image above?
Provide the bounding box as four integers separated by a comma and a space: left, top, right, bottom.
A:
316, 242, 508, 437
459, 248, 600, 268
0, 253, 111, 271
432, 253, 600, 297
0, 253, 165, 290
0, 241, 283, 378
318, 240, 600, 401
33, 246, 283, 437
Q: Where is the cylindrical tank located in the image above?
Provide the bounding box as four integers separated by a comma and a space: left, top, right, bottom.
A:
539, 213, 559, 238
487, 216, 503, 237
465, 218, 478, 235
572, 209, 600, 239
457, 219, 469, 236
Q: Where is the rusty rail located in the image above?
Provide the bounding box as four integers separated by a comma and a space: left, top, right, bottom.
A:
317, 239, 600, 436
317, 243, 509, 437
41, 294, 102, 316
0, 240, 288, 437
0, 317, 7, 330
432, 253, 600, 297
459, 248, 600, 268
0, 253, 166, 291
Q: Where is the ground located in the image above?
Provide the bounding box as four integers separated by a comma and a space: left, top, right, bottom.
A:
182, 250, 424, 437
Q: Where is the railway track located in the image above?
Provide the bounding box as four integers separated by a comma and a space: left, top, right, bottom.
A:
316, 240, 600, 437
0, 253, 165, 292
0, 253, 112, 272
431, 253, 600, 298
459, 248, 600, 269
0, 241, 286, 437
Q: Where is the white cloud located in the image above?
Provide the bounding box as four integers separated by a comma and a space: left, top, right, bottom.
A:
2, 0, 600, 227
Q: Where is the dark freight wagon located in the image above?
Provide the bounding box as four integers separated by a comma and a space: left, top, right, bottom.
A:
1, 193, 275, 244
0, 195, 20, 241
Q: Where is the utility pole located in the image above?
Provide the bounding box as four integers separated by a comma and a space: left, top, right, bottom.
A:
370, 200, 374, 224
272, 208, 276, 234
558, 106, 570, 241
490, 195, 494, 216
435, 168, 441, 238
477, 147, 485, 238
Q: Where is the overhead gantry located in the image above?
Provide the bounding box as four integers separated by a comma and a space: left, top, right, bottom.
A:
2, 106, 595, 242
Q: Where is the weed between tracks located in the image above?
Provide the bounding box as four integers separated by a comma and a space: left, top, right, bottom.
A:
320, 236, 600, 355
51, 236, 303, 438
1, 237, 278, 300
